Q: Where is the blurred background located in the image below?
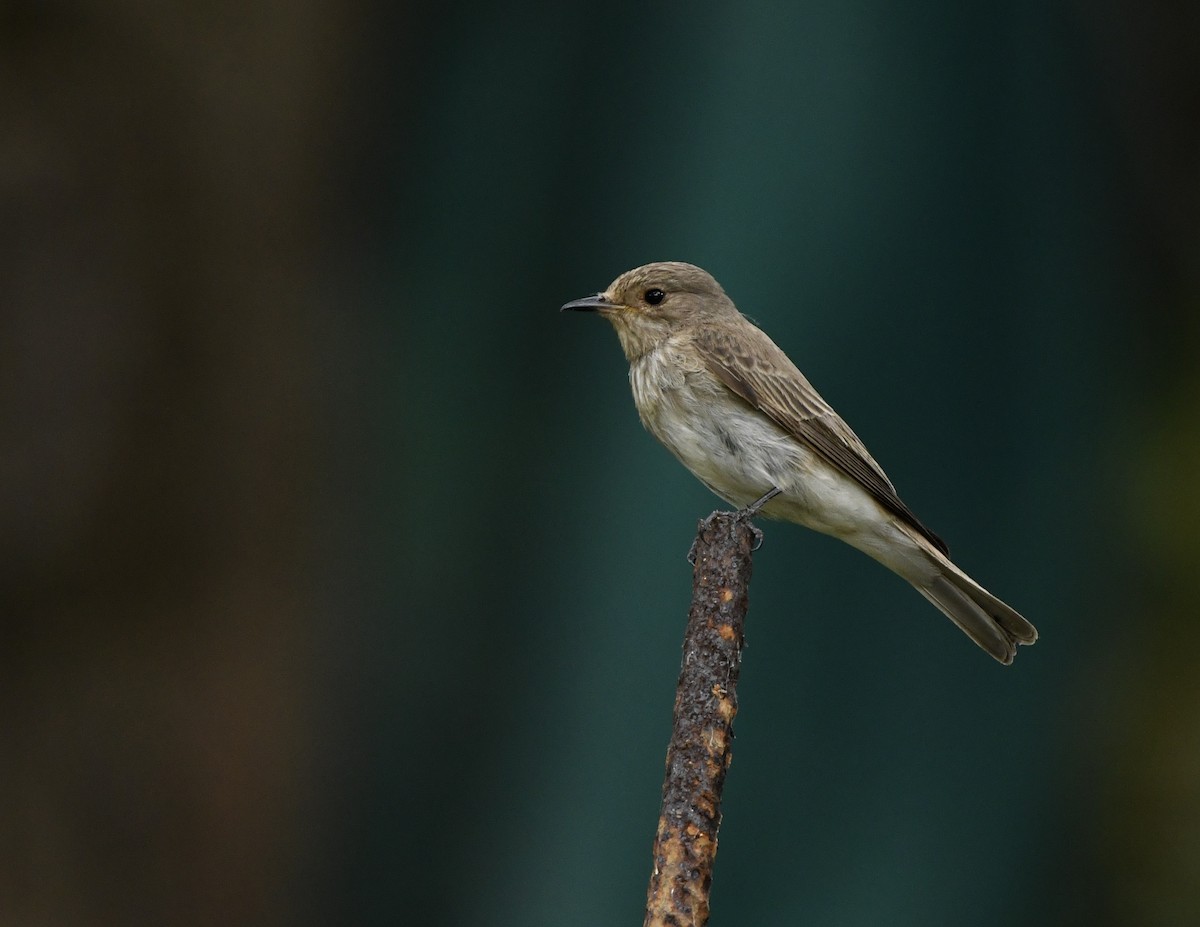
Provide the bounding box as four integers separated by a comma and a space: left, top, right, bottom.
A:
3, 1, 1198, 924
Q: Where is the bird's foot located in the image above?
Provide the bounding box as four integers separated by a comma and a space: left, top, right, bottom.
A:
738, 486, 781, 520
688, 488, 779, 563
731, 487, 779, 551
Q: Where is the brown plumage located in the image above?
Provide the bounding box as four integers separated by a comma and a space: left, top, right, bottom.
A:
563, 261, 1037, 663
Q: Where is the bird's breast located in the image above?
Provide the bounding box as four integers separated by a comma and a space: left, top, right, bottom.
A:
628, 346, 806, 507
628, 349, 685, 428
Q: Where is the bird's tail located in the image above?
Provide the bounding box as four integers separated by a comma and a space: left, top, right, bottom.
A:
913, 556, 1038, 665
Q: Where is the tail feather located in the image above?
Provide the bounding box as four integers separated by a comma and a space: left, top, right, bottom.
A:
917, 575, 1020, 664
940, 565, 1038, 647
864, 522, 1038, 664
912, 556, 1037, 664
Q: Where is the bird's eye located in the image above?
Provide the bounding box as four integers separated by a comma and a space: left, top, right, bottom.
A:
644, 288, 666, 305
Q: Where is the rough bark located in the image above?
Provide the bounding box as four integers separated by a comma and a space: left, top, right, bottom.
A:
643, 511, 761, 927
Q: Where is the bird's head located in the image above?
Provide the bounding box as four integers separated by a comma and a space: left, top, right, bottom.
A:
561, 261, 736, 361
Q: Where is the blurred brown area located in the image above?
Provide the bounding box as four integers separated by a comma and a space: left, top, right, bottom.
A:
1078, 2, 1200, 924
1, 3, 356, 923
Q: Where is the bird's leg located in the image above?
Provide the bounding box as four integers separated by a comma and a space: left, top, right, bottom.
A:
733, 487, 780, 551
687, 488, 780, 564
739, 486, 781, 519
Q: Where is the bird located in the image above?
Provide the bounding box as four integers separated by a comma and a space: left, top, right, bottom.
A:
561, 261, 1037, 664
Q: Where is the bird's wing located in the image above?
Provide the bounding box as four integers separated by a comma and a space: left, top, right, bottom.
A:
694, 324, 949, 556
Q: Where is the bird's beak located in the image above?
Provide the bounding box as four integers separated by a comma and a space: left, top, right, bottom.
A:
560, 293, 618, 313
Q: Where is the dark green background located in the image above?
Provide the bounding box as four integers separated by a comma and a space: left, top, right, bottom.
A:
4, 2, 1197, 925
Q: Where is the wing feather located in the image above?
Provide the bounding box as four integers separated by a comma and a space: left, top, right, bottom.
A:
694, 324, 949, 556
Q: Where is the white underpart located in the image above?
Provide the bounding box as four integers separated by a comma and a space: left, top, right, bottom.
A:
629, 340, 936, 585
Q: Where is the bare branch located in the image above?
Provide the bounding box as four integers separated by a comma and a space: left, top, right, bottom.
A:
644, 511, 761, 927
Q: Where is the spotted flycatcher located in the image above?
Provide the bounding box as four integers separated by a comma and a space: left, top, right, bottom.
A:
562, 261, 1037, 664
